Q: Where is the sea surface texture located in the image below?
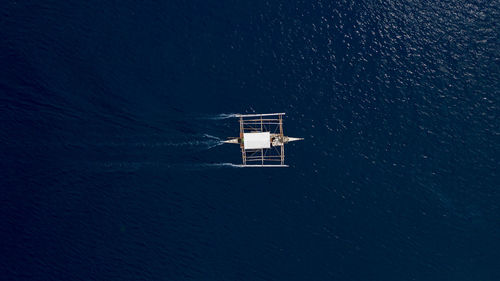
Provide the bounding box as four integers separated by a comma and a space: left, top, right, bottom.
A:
1, 0, 499, 280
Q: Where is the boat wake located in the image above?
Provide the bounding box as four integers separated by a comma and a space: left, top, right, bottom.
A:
201, 113, 239, 120
92, 134, 223, 150
184, 163, 243, 170
148, 134, 224, 150
96, 162, 242, 172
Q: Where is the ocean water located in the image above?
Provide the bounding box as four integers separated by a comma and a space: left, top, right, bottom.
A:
1, 0, 499, 280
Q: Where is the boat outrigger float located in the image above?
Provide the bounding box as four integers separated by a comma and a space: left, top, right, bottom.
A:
223, 113, 303, 167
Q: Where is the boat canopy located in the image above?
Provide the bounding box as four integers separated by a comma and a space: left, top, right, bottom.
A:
243, 132, 270, 150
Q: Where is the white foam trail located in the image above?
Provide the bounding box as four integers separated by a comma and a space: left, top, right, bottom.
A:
184, 163, 243, 170
204, 163, 243, 168
205, 141, 224, 150
202, 113, 239, 120
94, 161, 245, 172
97, 161, 161, 171
156, 134, 224, 150
155, 140, 221, 147
203, 134, 222, 140
93, 134, 223, 149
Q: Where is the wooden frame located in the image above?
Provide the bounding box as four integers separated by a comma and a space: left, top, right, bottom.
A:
237, 113, 287, 167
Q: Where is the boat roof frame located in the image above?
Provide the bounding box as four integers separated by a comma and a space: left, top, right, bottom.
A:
238, 113, 285, 166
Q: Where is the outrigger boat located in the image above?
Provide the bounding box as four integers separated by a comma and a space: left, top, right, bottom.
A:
223, 113, 303, 167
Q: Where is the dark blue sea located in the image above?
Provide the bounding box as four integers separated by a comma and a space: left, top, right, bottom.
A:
1, 1, 499, 280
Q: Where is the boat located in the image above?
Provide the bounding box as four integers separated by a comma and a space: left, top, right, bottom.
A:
223, 113, 303, 167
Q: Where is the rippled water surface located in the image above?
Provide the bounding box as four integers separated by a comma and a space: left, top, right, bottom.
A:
1, 0, 499, 280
